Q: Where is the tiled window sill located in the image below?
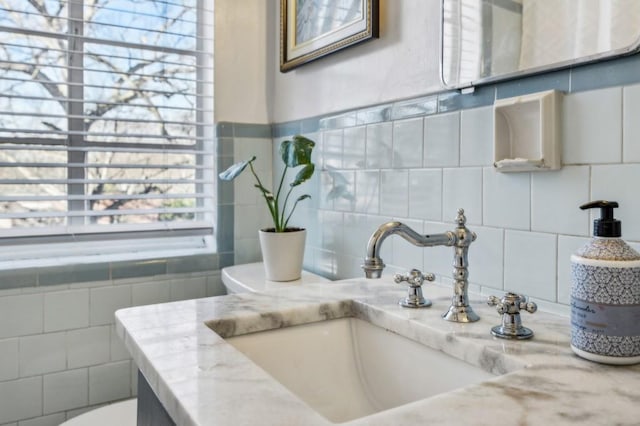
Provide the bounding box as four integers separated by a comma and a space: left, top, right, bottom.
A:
0, 248, 219, 291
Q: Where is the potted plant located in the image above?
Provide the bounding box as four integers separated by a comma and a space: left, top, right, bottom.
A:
219, 135, 315, 281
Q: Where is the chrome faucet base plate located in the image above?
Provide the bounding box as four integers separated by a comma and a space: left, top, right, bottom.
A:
442, 306, 480, 323
399, 298, 432, 308
491, 325, 534, 340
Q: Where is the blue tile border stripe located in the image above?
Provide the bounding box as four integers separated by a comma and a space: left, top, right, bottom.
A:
0, 254, 219, 291
268, 52, 640, 136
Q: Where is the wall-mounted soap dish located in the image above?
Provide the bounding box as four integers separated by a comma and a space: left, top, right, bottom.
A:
493, 90, 562, 172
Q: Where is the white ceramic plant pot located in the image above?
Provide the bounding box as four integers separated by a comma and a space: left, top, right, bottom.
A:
259, 228, 307, 282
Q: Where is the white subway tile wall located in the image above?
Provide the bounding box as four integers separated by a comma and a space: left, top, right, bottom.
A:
0, 376, 42, 423
0, 339, 19, 382
0, 295, 43, 339
503, 230, 558, 301
530, 166, 591, 235
424, 112, 460, 167
89, 286, 131, 327
20, 333, 67, 376
0, 270, 221, 424
320, 210, 343, 252
342, 126, 366, 169
88, 361, 131, 405
623, 84, 640, 162
322, 129, 344, 169
355, 170, 380, 214
460, 106, 494, 166
332, 170, 356, 212
380, 170, 409, 218
131, 281, 171, 307
170, 276, 208, 302
482, 169, 531, 230
2, 79, 639, 426
66, 327, 110, 369
234, 238, 263, 266
42, 369, 88, 415
408, 169, 442, 221
249, 84, 640, 317
43, 290, 90, 333
442, 167, 483, 225
392, 118, 424, 168
319, 170, 335, 211
365, 122, 393, 169
562, 87, 623, 164
466, 225, 504, 290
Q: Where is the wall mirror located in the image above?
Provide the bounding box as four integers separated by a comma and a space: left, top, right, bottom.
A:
442, 0, 640, 89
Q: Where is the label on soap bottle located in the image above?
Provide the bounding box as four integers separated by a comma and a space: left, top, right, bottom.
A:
571, 298, 640, 337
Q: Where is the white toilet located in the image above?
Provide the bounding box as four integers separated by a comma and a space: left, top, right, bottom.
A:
222, 262, 330, 294
59, 399, 136, 426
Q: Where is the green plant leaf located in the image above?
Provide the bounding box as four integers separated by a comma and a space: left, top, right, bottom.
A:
218, 156, 256, 181
218, 135, 316, 232
290, 163, 315, 187
280, 135, 315, 168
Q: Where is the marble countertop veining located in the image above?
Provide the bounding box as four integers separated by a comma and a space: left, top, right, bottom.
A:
115, 278, 640, 426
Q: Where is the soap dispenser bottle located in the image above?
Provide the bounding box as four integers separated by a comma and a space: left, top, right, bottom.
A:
570, 200, 640, 365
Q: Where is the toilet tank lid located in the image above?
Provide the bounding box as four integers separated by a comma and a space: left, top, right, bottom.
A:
222, 262, 330, 293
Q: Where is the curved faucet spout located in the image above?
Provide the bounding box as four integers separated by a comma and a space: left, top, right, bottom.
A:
362, 209, 480, 322
362, 222, 454, 278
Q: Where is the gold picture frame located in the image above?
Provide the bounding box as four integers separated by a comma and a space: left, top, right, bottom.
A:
280, 0, 379, 72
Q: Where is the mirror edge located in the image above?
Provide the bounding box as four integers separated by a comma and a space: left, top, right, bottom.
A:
439, 1, 640, 92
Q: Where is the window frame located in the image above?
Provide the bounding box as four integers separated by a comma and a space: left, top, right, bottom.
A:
0, 0, 216, 259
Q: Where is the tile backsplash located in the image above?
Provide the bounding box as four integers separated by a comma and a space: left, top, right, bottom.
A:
0, 270, 223, 425
1, 53, 636, 426
225, 81, 640, 317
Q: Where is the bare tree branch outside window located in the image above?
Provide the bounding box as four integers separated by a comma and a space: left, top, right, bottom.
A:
0, 0, 214, 234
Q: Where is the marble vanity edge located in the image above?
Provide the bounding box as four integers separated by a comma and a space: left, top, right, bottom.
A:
115, 278, 640, 426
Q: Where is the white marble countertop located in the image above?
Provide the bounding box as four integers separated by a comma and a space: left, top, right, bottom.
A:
115, 277, 640, 426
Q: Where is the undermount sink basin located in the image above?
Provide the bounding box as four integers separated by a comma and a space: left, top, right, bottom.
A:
225, 317, 497, 423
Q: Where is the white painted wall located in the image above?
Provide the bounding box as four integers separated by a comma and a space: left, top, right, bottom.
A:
214, 0, 445, 124
214, 0, 274, 124
272, 0, 444, 122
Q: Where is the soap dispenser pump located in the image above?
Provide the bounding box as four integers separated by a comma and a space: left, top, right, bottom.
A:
570, 200, 640, 365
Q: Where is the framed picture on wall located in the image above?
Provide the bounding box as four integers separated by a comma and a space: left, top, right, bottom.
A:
280, 0, 379, 72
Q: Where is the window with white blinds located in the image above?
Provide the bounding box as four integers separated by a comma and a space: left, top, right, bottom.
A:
0, 0, 215, 248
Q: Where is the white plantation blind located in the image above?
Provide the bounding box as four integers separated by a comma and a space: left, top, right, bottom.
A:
0, 0, 215, 245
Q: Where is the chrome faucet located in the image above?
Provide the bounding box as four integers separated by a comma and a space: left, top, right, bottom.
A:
362, 208, 479, 322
